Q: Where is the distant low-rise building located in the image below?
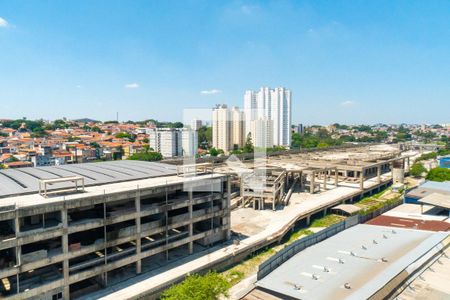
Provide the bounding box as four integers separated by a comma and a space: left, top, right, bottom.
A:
147, 128, 182, 158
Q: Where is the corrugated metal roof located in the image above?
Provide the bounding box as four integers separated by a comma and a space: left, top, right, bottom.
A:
256, 224, 448, 300
0, 160, 177, 198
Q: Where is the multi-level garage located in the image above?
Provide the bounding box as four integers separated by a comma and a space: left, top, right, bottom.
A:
0, 161, 231, 299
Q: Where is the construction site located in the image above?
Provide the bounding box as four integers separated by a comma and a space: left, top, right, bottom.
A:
214, 144, 411, 210
0, 144, 417, 299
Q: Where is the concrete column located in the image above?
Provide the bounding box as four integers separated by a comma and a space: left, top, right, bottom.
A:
323, 172, 327, 191
240, 176, 244, 207
306, 214, 311, 225
272, 183, 276, 211
188, 188, 194, 254
135, 188, 142, 274
359, 169, 364, 190
299, 172, 303, 190
225, 177, 231, 240
61, 205, 70, 300
377, 165, 381, 184
310, 173, 315, 194
14, 210, 21, 295
335, 169, 339, 187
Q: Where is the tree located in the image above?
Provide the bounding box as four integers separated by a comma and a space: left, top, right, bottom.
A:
355, 125, 372, 133
209, 148, 224, 157
170, 122, 184, 128
90, 142, 101, 148
198, 126, 212, 149
161, 271, 230, 300
53, 119, 68, 129
91, 126, 103, 133
31, 127, 49, 138
128, 151, 163, 161
426, 167, 450, 182
115, 132, 135, 142
243, 133, 254, 153
410, 163, 427, 177
437, 148, 450, 156
9, 156, 19, 162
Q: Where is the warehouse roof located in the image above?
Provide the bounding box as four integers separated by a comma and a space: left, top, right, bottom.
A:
0, 160, 177, 198
418, 193, 450, 210
255, 224, 449, 300
421, 181, 450, 193
406, 181, 450, 199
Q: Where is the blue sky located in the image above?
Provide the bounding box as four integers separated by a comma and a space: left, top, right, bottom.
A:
1, 0, 450, 124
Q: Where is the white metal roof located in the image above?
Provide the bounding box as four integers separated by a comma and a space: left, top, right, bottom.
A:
256, 224, 449, 300
418, 192, 450, 210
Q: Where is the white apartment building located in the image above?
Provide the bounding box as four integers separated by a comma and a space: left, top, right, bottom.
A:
244, 87, 292, 147
231, 106, 245, 150
212, 105, 245, 152
147, 128, 182, 158
182, 129, 198, 157
147, 128, 198, 158
250, 118, 274, 149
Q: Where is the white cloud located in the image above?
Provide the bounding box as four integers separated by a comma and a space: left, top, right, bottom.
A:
76, 85, 83, 89
340, 100, 356, 107
125, 83, 139, 89
0, 17, 9, 28
201, 89, 222, 95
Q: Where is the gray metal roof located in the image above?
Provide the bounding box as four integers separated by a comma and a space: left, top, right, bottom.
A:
406, 180, 450, 199
0, 160, 177, 198
421, 181, 450, 193
256, 224, 449, 300
418, 193, 450, 210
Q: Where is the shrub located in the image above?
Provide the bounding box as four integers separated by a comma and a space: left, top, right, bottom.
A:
410, 163, 427, 177
426, 167, 450, 182
416, 152, 438, 162
161, 271, 230, 300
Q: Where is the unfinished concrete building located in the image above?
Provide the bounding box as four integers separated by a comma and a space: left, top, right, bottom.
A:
214, 145, 410, 210
240, 167, 287, 210
0, 161, 230, 299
